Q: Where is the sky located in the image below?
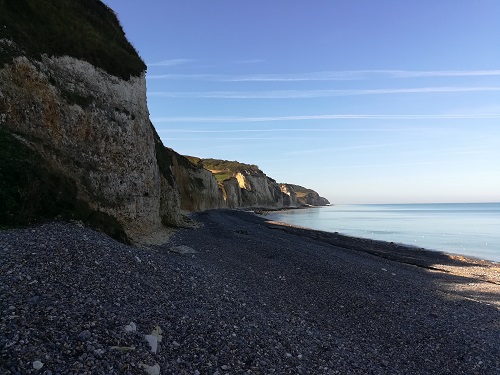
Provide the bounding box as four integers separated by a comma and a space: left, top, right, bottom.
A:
102, 0, 500, 204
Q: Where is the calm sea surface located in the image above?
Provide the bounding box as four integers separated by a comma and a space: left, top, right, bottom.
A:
265, 203, 500, 262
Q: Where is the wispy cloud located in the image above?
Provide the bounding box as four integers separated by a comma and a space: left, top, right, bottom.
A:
146, 69, 500, 81
146, 58, 264, 72
147, 73, 213, 79
443, 104, 500, 117
388, 69, 500, 78
225, 69, 500, 82
148, 86, 500, 99
151, 113, 500, 123
220, 71, 367, 82
156, 128, 425, 133
160, 137, 331, 141
234, 59, 265, 65
284, 142, 412, 156
147, 59, 194, 67
313, 160, 452, 170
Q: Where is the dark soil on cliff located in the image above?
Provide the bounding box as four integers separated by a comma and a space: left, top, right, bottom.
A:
1, 210, 499, 374
0, 0, 145, 79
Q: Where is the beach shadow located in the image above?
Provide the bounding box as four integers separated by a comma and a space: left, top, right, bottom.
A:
259, 216, 498, 279
179, 210, 500, 373
194, 209, 500, 308
223, 210, 500, 306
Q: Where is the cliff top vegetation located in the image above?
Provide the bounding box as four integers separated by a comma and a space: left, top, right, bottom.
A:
0, 0, 146, 79
286, 184, 322, 200
186, 157, 264, 182
287, 184, 317, 195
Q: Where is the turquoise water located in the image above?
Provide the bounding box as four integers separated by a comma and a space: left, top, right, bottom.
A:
265, 203, 500, 262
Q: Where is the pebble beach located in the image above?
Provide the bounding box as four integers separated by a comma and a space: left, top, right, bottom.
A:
1, 209, 499, 374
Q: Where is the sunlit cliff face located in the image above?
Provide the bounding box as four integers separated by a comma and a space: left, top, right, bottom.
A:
0, 54, 182, 240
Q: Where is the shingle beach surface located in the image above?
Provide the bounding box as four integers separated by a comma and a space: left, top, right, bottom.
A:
1, 210, 499, 374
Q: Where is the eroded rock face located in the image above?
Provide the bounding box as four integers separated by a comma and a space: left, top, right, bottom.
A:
280, 184, 298, 207
221, 178, 242, 208
0, 44, 330, 243
298, 192, 330, 206
201, 166, 330, 209
0, 55, 181, 240
166, 149, 224, 212
286, 184, 331, 207
235, 172, 284, 208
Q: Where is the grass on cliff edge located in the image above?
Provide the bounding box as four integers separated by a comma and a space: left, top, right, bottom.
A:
0, 126, 129, 243
186, 157, 263, 175
0, 0, 146, 80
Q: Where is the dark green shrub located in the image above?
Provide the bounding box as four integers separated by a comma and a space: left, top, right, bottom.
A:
0, 0, 146, 79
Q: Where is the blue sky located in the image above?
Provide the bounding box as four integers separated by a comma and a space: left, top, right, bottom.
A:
103, 0, 500, 204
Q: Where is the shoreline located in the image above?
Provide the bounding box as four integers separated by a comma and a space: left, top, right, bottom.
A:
1, 209, 499, 374
262, 203, 500, 264
260, 214, 500, 287
227, 208, 500, 286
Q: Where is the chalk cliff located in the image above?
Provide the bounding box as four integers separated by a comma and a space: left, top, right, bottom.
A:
221, 178, 243, 208
280, 184, 299, 207
191, 158, 330, 209
165, 149, 224, 212
0, 0, 330, 242
288, 184, 331, 207
0, 52, 187, 242
0, 0, 183, 242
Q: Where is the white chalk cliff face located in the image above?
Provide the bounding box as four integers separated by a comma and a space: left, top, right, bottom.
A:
0, 0, 331, 243
234, 172, 284, 208
280, 184, 298, 207
221, 178, 242, 208
0, 50, 330, 243
0, 54, 182, 241
166, 149, 224, 212
199, 162, 330, 209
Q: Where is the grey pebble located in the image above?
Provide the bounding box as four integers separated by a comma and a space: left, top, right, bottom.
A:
28, 296, 40, 304
1, 213, 499, 375
78, 330, 91, 341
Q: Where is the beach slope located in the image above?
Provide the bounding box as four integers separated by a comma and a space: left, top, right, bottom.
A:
1, 209, 499, 374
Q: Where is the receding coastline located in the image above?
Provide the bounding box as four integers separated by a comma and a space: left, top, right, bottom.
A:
1, 209, 499, 374
262, 202, 500, 264
261, 212, 500, 285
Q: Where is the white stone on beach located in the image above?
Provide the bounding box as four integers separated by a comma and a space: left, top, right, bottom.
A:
169, 245, 197, 254
145, 325, 163, 353
139, 363, 160, 375
145, 335, 158, 353
151, 326, 163, 342
125, 322, 137, 332
32, 361, 43, 370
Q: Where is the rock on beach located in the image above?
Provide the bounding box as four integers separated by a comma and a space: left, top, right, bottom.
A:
1, 210, 499, 374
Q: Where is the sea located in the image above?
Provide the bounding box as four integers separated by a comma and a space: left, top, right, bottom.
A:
264, 202, 500, 262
